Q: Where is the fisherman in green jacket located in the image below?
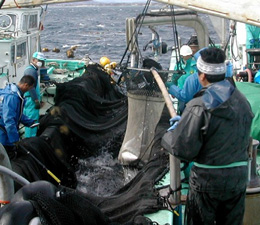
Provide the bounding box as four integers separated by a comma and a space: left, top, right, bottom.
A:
166, 45, 197, 89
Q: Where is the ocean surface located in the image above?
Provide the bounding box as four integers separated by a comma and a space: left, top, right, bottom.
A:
40, 2, 220, 196
40, 1, 220, 69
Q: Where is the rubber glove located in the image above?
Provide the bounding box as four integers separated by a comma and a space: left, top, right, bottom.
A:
249, 39, 255, 44
167, 115, 181, 131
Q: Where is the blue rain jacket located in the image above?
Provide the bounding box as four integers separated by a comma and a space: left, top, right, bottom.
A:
168, 63, 233, 104
169, 72, 202, 103
23, 64, 41, 137
0, 84, 34, 146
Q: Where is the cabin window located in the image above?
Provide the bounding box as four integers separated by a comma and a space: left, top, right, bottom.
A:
8, 14, 16, 31
22, 15, 29, 31
11, 45, 15, 63
22, 13, 38, 31
16, 42, 26, 60
29, 14, 37, 29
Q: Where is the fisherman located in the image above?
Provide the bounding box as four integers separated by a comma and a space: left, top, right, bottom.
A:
166, 45, 197, 114
162, 47, 253, 225
168, 47, 204, 114
167, 45, 197, 89
246, 24, 260, 50
23, 51, 46, 138
0, 75, 36, 158
168, 47, 234, 113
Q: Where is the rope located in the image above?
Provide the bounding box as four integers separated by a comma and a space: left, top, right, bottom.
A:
13, 0, 21, 8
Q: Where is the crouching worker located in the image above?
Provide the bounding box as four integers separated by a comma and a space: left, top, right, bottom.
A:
0, 75, 36, 159
161, 47, 254, 225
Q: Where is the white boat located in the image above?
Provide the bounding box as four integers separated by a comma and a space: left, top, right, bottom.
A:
0, 0, 260, 224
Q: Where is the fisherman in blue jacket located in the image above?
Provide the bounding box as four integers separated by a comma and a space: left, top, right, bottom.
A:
0, 75, 36, 157
23, 52, 46, 138
168, 47, 233, 113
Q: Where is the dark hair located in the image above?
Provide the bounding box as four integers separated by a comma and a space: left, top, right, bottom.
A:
199, 47, 226, 82
200, 47, 226, 63
20, 75, 35, 86
198, 70, 225, 82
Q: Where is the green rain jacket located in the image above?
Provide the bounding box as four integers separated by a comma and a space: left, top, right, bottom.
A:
166, 57, 197, 89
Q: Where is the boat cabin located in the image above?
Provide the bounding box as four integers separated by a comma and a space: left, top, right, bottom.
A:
0, 7, 42, 88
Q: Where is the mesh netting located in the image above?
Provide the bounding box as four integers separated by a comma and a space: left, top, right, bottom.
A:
123, 58, 167, 97
72, 152, 169, 224
0, 62, 171, 225
0, 152, 168, 225
118, 59, 170, 165
30, 188, 111, 225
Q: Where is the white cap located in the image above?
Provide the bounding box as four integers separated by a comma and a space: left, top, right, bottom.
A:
180, 45, 193, 56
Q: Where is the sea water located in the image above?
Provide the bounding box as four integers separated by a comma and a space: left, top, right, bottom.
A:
41, 2, 220, 70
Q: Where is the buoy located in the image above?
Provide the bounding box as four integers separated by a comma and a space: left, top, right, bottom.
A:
100, 56, 110, 67
42, 48, 49, 52
52, 48, 60, 53
66, 49, 74, 58
70, 45, 77, 51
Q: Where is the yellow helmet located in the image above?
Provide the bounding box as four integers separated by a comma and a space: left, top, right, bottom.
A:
100, 56, 111, 67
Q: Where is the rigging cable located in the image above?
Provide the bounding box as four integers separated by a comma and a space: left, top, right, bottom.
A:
0, 0, 5, 9
229, 21, 242, 61
170, 5, 182, 71
118, 0, 152, 68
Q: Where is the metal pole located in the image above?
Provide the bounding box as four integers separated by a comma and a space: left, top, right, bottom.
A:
151, 68, 181, 205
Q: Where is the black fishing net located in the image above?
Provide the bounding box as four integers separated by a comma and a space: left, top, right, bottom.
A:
11, 136, 77, 191
123, 58, 167, 97
0, 152, 168, 225
0, 61, 172, 225
92, 152, 169, 224
43, 63, 128, 158
8, 63, 129, 191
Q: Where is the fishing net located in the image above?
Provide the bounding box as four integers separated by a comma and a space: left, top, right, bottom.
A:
90, 152, 169, 224
45, 63, 128, 158
118, 58, 170, 165
11, 136, 77, 191
8, 63, 129, 192
0, 152, 169, 225
0, 62, 172, 225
